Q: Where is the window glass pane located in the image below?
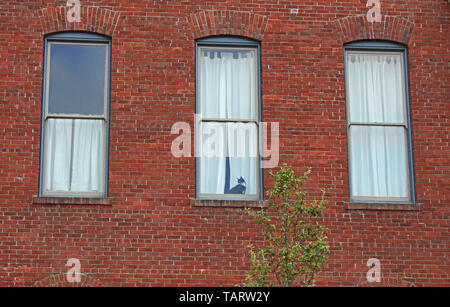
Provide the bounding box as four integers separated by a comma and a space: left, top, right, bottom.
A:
200, 49, 256, 120
47, 43, 107, 116
44, 118, 104, 193
350, 126, 408, 198
347, 53, 404, 123
200, 122, 258, 195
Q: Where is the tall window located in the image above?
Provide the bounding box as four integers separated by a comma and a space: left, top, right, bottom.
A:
40, 33, 111, 197
345, 41, 414, 203
196, 36, 262, 200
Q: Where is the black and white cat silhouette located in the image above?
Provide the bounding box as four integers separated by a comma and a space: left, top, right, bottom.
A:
225, 177, 247, 194
224, 157, 247, 194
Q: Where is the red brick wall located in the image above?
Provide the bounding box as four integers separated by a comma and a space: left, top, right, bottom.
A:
0, 0, 448, 286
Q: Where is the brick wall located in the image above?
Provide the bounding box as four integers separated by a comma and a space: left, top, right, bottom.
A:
0, 0, 448, 286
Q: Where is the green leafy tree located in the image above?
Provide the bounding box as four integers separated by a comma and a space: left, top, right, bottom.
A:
242, 166, 329, 287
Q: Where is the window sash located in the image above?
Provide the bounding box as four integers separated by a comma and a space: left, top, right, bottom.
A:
348, 125, 410, 201
198, 121, 260, 199
197, 46, 259, 121
198, 120, 261, 199
41, 118, 107, 196
346, 51, 408, 126
45, 42, 109, 119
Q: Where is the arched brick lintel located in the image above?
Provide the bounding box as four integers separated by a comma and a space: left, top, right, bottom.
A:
330, 15, 415, 45
37, 6, 121, 36
186, 10, 269, 41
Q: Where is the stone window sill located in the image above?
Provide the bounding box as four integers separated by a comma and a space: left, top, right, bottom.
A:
344, 202, 420, 211
32, 196, 113, 206
191, 198, 268, 208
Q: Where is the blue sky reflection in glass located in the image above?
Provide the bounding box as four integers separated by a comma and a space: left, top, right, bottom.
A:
47, 43, 107, 116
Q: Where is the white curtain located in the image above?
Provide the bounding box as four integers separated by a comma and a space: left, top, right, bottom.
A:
200, 122, 257, 195
350, 126, 408, 198
200, 122, 227, 195
199, 49, 258, 195
200, 50, 255, 120
348, 54, 404, 123
44, 118, 104, 193
227, 122, 258, 195
347, 53, 408, 198
44, 118, 73, 191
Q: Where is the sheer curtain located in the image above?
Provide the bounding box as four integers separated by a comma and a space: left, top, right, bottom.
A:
200, 122, 226, 195
199, 49, 257, 195
347, 53, 408, 198
44, 118, 104, 193
226, 122, 257, 195
200, 50, 255, 120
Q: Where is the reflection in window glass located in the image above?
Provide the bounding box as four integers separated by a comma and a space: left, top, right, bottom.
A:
48, 44, 107, 116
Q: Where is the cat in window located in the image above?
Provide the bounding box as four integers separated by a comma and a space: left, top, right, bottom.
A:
225, 177, 246, 195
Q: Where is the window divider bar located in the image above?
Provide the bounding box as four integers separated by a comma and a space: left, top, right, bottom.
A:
68, 119, 75, 192
349, 122, 407, 127
201, 118, 259, 124
46, 114, 106, 120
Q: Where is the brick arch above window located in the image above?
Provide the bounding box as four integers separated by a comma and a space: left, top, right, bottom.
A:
37, 6, 121, 36
329, 15, 415, 45
185, 10, 269, 40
